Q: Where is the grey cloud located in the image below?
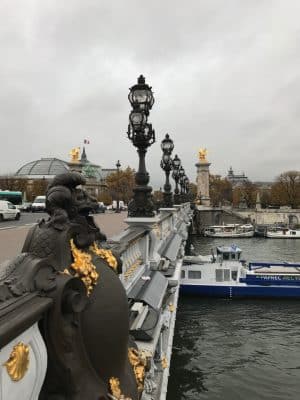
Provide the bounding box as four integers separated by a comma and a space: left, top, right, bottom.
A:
0, 0, 299, 188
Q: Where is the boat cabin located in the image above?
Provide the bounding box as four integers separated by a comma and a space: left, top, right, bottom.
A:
216, 245, 242, 262
181, 245, 247, 285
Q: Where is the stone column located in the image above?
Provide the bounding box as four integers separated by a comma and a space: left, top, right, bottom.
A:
195, 149, 211, 206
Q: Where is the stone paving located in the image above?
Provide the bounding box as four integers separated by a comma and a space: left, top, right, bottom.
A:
0, 211, 128, 264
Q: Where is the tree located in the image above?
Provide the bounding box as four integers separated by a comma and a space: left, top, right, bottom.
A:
188, 182, 197, 201
209, 175, 232, 206
232, 181, 257, 208
271, 171, 300, 208
106, 166, 135, 205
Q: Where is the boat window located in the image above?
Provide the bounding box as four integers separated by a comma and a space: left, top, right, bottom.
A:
291, 231, 296, 235
224, 269, 230, 281
216, 269, 223, 282
223, 253, 229, 260
181, 270, 185, 279
231, 271, 238, 281
188, 271, 202, 279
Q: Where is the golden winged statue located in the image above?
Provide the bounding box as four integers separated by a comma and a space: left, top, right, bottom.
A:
69, 147, 80, 163
198, 148, 208, 162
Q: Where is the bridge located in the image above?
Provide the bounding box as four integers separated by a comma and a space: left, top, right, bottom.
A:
0, 76, 194, 400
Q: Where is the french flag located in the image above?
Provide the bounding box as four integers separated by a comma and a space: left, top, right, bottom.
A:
84, 139, 90, 144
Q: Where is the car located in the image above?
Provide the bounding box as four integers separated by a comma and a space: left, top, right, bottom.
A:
19, 202, 32, 212
0, 200, 21, 221
31, 196, 46, 212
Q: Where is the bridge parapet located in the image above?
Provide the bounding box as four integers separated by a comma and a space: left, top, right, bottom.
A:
0, 173, 192, 400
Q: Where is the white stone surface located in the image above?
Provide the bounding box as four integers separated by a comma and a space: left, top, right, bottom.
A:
0, 323, 47, 400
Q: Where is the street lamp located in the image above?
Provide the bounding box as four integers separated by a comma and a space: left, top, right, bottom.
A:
179, 167, 186, 203
172, 154, 181, 204
127, 75, 156, 217
115, 160, 121, 213
160, 134, 174, 208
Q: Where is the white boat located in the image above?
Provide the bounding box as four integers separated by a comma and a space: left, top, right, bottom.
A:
204, 223, 254, 238
266, 227, 300, 238
181, 245, 300, 298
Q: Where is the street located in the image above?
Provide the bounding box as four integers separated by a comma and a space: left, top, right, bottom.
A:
0, 211, 128, 263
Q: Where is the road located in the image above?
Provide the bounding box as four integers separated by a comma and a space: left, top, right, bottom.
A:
0, 211, 128, 264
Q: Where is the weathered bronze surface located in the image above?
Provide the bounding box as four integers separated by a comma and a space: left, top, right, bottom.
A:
0, 172, 139, 400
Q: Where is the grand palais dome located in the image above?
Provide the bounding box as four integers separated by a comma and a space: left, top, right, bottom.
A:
15, 158, 69, 179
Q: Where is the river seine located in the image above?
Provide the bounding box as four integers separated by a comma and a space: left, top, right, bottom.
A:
167, 237, 300, 400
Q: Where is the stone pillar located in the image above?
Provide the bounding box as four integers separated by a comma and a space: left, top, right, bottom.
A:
195, 149, 211, 206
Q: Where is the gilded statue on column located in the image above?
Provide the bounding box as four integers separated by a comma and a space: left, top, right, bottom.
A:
198, 148, 208, 162
69, 147, 80, 163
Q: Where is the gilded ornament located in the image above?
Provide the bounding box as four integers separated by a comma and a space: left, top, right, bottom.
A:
109, 377, 132, 400
161, 355, 168, 369
4, 342, 30, 381
69, 239, 99, 296
69, 147, 80, 163
124, 259, 142, 281
152, 223, 161, 238
128, 348, 147, 393
198, 148, 208, 162
90, 242, 118, 272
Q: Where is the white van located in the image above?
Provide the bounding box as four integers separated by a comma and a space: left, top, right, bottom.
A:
0, 200, 21, 221
31, 196, 46, 212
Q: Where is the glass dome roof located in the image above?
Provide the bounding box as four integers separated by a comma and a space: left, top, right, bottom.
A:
16, 158, 69, 177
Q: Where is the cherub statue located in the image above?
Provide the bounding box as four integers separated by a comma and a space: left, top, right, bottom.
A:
69, 147, 80, 162
199, 148, 208, 161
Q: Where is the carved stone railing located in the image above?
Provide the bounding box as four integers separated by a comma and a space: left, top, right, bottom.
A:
0, 172, 193, 400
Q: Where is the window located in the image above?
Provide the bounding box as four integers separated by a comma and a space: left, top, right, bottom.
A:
216, 269, 223, 282
231, 271, 238, 281
224, 269, 230, 281
223, 253, 229, 260
188, 271, 202, 279
231, 253, 236, 260
181, 270, 185, 279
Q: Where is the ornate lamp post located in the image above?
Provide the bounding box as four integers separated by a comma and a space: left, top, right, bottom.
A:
127, 75, 155, 217
172, 154, 181, 204
179, 167, 186, 203
160, 134, 174, 208
115, 160, 121, 213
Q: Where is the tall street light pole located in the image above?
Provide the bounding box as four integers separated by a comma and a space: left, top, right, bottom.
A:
160, 134, 174, 208
115, 160, 121, 213
127, 75, 155, 217
172, 154, 181, 204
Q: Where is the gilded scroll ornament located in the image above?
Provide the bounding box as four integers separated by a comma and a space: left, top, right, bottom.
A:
128, 348, 147, 393
4, 342, 30, 381
90, 242, 118, 272
109, 377, 132, 400
69, 239, 99, 296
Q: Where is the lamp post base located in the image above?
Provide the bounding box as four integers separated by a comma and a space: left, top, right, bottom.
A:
127, 186, 155, 218
174, 194, 181, 205
162, 192, 173, 208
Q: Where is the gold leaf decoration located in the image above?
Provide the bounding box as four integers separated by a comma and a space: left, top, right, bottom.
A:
161, 354, 168, 369
4, 342, 30, 381
90, 242, 118, 272
109, 377, 132, 400
69, 239, 99, 296
128, 348, 147, 393
124, 259, 142, 281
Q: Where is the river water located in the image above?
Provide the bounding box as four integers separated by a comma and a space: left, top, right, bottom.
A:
167, 237, 300, 400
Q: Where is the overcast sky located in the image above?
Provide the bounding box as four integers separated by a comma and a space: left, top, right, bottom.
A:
0, 0, 299, 187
